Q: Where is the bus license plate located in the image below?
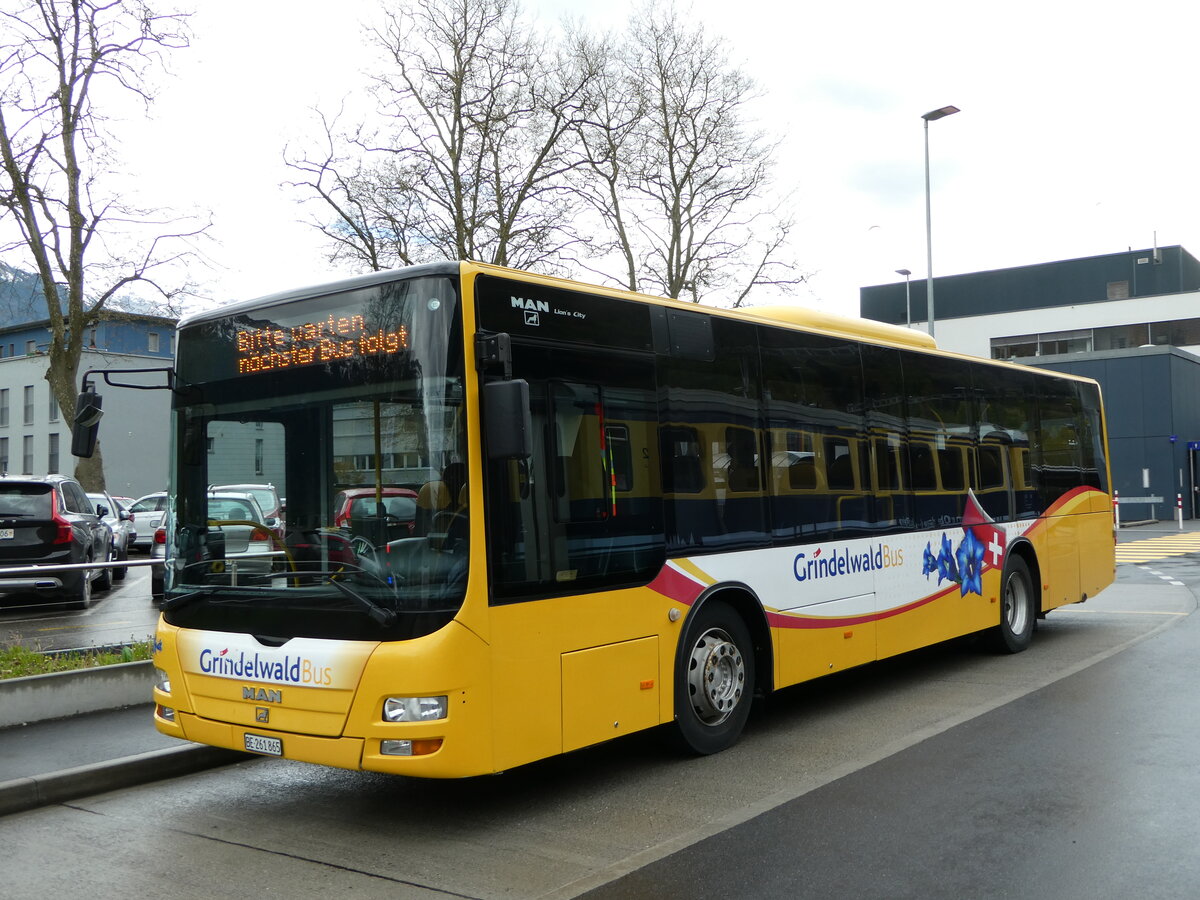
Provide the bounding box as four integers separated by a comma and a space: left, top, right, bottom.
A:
244, 733, 282, 756
0, 529, 12, 539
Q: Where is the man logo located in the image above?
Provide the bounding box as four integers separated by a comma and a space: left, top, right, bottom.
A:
511, 296, 549, 313
243, 686, 282, 703
256, 707, 270, 723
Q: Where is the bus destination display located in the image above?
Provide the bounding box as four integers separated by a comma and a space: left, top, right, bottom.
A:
235, 314, 409, 374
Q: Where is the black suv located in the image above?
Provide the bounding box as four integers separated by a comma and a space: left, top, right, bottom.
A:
0, 474, 115, 609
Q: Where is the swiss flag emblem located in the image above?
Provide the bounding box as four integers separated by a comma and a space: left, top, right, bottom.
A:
963, 490, 1007, 570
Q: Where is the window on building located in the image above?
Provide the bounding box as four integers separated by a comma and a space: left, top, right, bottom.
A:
23, 386, 34, 425
1094, 324, 1148, 351
22, 435, 33, 474
25, 340, 35, 354
148, 332, 160, 353
48, 391, 58, 422
0, 389, 8, 427
255, 438, 264, 476
0, 437, 7, 473
990, 335, 1038, 359
48, 433, 59, 474
1038, 329, 1092, 356
1166, 316, 1200, 345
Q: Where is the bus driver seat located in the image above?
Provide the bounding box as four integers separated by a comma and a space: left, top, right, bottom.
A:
416, 480, 450, 535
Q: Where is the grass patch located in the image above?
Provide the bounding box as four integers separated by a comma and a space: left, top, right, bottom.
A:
0, 640, 154, 680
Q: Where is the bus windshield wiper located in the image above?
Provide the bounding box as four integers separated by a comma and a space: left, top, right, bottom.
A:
326, 576, 397, 627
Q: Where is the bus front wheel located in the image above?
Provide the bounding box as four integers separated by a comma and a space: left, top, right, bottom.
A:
992, 555, 1035, 654
674, 599, 755, 755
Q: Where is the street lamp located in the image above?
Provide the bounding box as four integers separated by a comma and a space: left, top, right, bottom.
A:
922, 104, 959, 339
895, 268, 912, 328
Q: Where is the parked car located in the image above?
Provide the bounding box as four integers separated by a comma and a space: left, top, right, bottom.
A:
0, 474, 114, 609
86, 491, 134, 580
332, 486, 418, 544
150, 524, 165, 604
210, 483, 282, 522
153, 491, 276, 602
128, 491, 167, 549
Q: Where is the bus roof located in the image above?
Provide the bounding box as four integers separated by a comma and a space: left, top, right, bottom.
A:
180, 261, 1098, 387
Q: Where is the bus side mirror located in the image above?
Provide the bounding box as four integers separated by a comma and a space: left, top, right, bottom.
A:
484, 379, 532, 460
71, 387, 104, 458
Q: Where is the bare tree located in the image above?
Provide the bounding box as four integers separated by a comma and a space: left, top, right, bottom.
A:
0, 0, 201, 489
575, 1, 805, 304
287, 0, 599, 274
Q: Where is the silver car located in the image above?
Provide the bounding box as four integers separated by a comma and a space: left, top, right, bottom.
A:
86, 491, 135, 581
154, 492, 278, 595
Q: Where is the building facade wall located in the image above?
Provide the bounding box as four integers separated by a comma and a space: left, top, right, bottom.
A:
927, 290, 1200, 360
0, 349, 172, 499
1030, 348, 1200, 521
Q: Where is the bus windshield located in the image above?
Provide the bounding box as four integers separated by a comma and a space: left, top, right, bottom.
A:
160, 271, 469, 642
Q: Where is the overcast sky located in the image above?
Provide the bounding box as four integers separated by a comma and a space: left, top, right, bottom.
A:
121, 0, 1200, 318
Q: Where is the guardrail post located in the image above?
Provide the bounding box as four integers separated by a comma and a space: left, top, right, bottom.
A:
1178, 493, 1184, 530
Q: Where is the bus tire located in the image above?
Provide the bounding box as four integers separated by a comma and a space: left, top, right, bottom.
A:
992, 555, 1035, 654
675, 599, 755, 755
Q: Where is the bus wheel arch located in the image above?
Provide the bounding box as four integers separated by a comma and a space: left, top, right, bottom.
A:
991, 544, 1038, 654
673, 586, 771, 755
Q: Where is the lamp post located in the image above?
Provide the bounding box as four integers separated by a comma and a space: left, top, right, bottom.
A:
922, 104, 959, 338
895, 268, 912, 328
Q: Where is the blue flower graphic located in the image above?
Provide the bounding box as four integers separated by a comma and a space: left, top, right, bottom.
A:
936, 533, 958, 585
956, 528, 985, 596
923, 543, 938, 577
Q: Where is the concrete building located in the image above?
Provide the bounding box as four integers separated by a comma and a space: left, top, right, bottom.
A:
0, 312, 176, 499
860, 246, 1200, 521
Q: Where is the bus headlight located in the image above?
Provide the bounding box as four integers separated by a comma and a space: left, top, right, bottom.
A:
383, 696, 448, 722
154, 668, 171, 694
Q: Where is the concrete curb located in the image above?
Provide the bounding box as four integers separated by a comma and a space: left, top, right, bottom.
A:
0, 744, 250, 818
0, 660, 155, 729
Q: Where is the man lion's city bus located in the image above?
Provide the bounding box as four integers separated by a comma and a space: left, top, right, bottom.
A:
74, 261, 1115, 777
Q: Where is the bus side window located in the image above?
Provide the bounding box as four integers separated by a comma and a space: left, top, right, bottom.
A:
824, 437, 855, 490
660, 426, 704, 494
605, 424, 634, 492
724, 426, 759, 493
789, 456, 817, 490
909, 441, 938, 491
860, 344, 912, 532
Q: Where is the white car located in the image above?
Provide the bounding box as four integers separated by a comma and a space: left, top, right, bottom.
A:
128, 491, 167, 549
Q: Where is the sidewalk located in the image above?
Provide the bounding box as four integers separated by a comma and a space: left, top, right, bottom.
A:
1117, 517, 1200, 537
0, 703, 247, 817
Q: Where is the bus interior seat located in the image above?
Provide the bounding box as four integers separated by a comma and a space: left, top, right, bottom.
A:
416, 481, 450, 534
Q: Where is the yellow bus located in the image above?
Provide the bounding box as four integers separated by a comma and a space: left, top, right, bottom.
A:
77, 261, 1114, 776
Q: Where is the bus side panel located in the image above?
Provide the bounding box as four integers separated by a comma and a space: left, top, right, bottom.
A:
874, 590, 969, 661
488, 588, 680, 773
774, 615, 876, 686
562, 636, 660, 752
1079, 508, 1116, 601
1036, 513, 1082, 611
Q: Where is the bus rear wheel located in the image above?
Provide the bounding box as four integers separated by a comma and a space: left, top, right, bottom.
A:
992, 556, 1035, 653
675, 600, 755, 755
